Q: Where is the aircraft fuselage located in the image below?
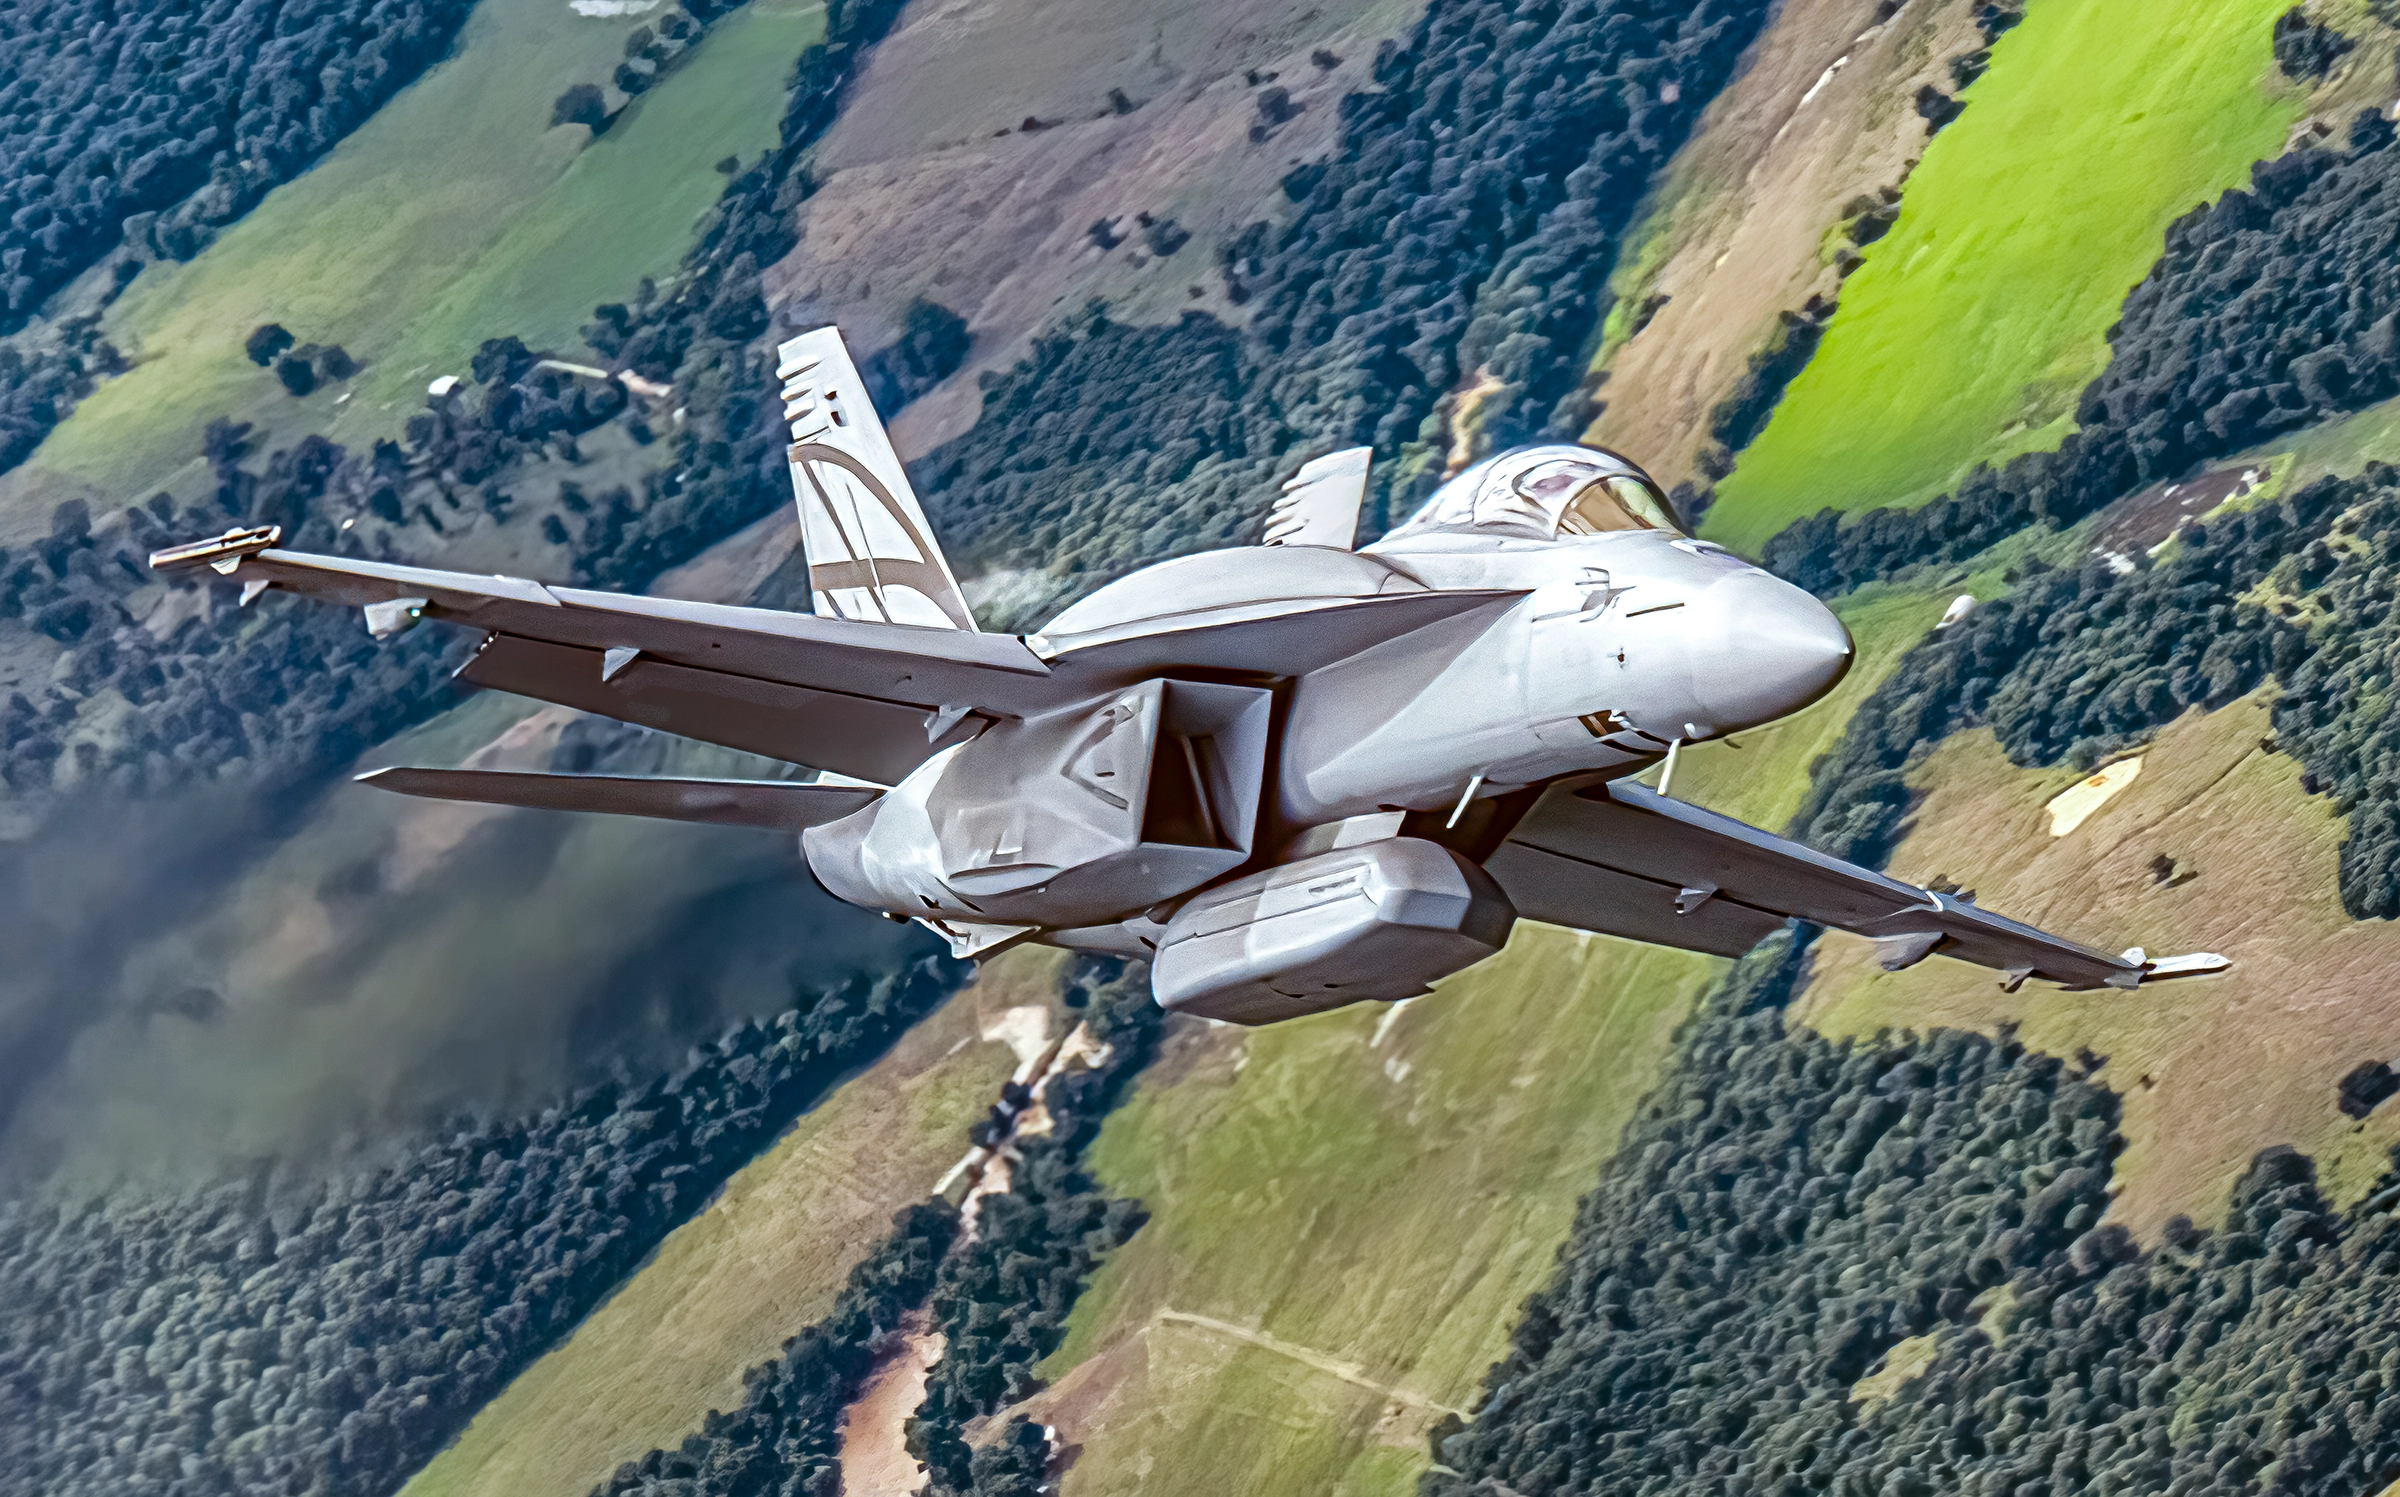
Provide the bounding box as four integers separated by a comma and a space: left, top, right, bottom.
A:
799, 521, 1856, 978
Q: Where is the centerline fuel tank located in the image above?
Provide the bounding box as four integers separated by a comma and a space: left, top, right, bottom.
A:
1151, 836, 1517, 1024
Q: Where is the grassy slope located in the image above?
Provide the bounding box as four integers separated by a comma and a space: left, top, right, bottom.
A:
1575, 0, 1986, 494
397, 948, 1069, 1497
1702, 0, 2301, 554
1, 0, 820, 538
2252, 388, 2400, 488
1025, 587, 1952, 1497
1792, 694, 2400, 1235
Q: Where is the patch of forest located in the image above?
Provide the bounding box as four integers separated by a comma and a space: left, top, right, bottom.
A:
4, 351, 642, 801
0, 0, 486, 477
917, 0, 1778, 604
0, 0, 480, 333
1787, 463, 2400, 918
0, 316, 120, 475
1432, 928, 2400, 1497
0, 0, 937, 811
585, 959, 1160, 1497
0, 955, 966, 1497
1762, 112, 2400, 594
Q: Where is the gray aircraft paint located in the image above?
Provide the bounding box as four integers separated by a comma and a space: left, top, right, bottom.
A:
152, 328, 2228, 1026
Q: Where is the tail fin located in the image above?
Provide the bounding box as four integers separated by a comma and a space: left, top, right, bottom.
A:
778, 327, 977, 630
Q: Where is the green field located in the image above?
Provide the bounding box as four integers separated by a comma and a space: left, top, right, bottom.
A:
1702, 0, 2302, 554
2253, 388, 2400, 487
1028, 585, 1954, 1496
4, 0, 821, 534
397, 950, 1067, 1497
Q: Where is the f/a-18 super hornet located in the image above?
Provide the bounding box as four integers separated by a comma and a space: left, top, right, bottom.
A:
152, 328, 2228, 1024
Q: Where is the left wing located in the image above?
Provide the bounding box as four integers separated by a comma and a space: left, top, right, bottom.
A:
1486, 778, 2227, 990
150, 529, 1523, 783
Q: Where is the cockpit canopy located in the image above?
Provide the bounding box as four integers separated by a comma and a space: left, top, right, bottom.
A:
1382, 443, 1680, 542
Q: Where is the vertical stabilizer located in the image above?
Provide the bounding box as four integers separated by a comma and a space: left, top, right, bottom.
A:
778, 327, 977, 630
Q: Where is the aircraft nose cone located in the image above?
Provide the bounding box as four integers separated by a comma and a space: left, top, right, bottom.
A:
1686, 570, 1853, 730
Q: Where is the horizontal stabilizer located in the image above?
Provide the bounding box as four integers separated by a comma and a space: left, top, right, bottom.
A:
357, 767, 882, 830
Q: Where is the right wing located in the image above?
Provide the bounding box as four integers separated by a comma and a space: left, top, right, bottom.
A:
357, 767, 879, 829
150, 530, 1053, 785
779, 327, 978, 630
1487, 778, 2227, 990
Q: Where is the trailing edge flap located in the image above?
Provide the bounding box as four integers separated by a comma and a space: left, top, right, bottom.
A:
1490, 779, 2151, 990
778, 326, 976, 631
1263, 448, 1371, 550
358, 767, 882, 830
456, 635, 969, 785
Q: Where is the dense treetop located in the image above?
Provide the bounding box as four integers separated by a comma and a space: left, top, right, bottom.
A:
1433, 936, 2400, 1497
0, 957, 963, 1497
0, 0, 479, 330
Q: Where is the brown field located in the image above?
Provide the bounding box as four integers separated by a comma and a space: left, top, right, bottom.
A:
771, 0, 1424, 461
1795, 694, 2400, 1234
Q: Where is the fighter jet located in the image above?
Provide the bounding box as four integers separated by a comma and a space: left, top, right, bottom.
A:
150, 328, 2228, 1024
